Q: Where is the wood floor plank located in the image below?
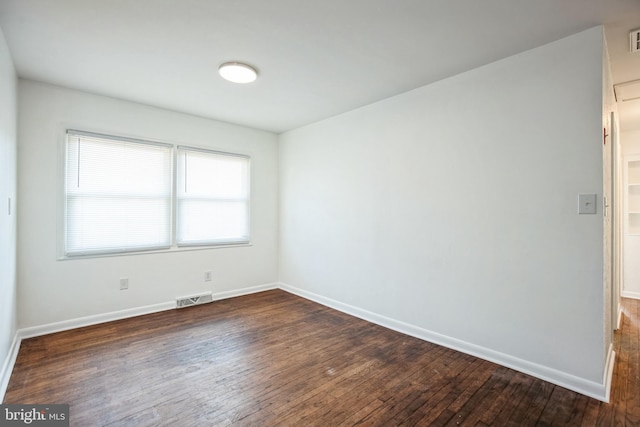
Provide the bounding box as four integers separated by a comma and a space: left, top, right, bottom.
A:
279, 345, 449, 426
563, 393, 590, 426
342, 350, 471, 425
453, 366, 516, 425
392, 352, 478, 425
614, 304, 631, 426
477, 371, 535, 425
406, 357, 490, 425
436, 360, 499, 426
581, 397, 604, 427
626, 298, 640, 426
549, 387, 580, 425
316, 347, 455, 425
490, 372, 536, 425
511, 376, 555, 425
4, 290, 640, 426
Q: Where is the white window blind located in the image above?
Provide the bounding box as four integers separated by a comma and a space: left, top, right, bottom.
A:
65, 131, 173, 256
176, 147, 250, 246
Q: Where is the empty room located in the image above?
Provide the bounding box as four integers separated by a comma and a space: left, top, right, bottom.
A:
1, 0, 640, 425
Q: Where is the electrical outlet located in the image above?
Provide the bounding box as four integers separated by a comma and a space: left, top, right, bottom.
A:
204, 271, 212, 282
120, 278, 129, 290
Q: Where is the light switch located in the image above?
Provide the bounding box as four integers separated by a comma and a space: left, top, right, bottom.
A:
578, 194, 597, 214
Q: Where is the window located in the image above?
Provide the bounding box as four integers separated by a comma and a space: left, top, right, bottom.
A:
64, 130, 250, 257
177, 147, 250, 246
65, 131, 173, 256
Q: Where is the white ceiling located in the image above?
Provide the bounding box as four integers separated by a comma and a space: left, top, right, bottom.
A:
0, 0, 639, 133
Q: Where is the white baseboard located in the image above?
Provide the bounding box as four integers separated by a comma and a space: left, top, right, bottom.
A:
213, 282, 278, 301
617, 303, 623, 330
279, 282, 612, 402
18, 301, 177, 340
18, 283, 279, 340
603, 343, 616, 403
621, 290, 640, 300
0, 331, 21, 402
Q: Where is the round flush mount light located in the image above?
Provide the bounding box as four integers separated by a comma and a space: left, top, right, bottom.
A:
218, 62, 258, 84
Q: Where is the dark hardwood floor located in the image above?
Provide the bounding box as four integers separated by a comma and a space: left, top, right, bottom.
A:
3, 290, 640, 426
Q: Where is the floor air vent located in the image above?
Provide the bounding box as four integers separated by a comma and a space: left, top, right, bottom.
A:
176, 292, 213, 308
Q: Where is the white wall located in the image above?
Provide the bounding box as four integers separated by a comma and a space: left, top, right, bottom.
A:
280, 27, 606, 391
0, 27, 17, 392
621, 130, 640, 156
621, 129, 640, 298
17, 80, 279, 329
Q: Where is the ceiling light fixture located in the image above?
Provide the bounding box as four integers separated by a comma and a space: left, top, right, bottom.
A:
218, 62, 258, 84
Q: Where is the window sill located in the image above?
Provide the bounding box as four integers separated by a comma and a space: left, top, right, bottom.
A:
58, 242, 253, 261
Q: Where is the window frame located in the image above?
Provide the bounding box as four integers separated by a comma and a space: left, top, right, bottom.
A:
59, 129, 252, 260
